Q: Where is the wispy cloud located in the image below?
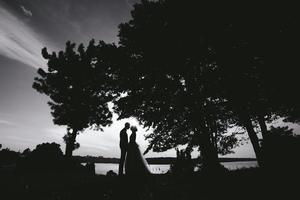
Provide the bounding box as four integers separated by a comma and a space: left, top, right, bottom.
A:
0, 4, 48, 68
0, 119, 15, 126
6, 135, 42, 144
45, 127, 66, 140
20, 5, 32, 17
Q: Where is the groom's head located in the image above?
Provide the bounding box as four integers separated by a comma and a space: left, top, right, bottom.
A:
125, 122, 130, 129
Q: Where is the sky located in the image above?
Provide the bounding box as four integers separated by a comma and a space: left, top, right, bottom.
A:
1, 0, 291, 159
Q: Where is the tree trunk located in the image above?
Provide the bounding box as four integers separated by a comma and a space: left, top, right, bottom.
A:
239, 113, 263, 166
199, 133, 219, 167
65, 142, 73, 157
65, 130, 77, 158
211, 119, 218, 150
197, 119, 220, 168
258, 114, 268, 140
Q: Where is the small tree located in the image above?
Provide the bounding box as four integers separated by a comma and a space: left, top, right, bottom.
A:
33, 40, 113, 157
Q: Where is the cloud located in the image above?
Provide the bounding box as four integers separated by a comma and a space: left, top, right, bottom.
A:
20, 5, 32, 17
0, 119, 15, 126
6, 135, 42, 145
0, 4, 48, 68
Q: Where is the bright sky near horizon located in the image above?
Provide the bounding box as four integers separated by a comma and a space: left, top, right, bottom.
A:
2, 0, 295, 159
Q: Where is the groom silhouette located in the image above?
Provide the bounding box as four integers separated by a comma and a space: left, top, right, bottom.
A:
119, 122, 130, 175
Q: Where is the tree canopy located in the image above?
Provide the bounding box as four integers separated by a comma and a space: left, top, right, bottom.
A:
111, 0, 300, 165
33, 40, 114, 156
32, 0, 299, 165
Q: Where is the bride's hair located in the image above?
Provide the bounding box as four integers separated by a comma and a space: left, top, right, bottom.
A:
130, 126, 138, 132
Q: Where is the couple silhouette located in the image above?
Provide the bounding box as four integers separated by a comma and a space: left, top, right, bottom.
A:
119, 122, 150, 175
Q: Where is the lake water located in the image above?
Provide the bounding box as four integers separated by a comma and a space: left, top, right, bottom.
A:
91, 161, 258, 175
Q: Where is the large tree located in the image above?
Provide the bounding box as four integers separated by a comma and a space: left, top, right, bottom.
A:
33, 40, 113, 157
213, 1, 300, 164
111, 0, 299, 167
109, 0, 244, 168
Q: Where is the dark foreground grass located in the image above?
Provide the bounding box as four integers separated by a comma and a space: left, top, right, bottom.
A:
1, 167, 299, 200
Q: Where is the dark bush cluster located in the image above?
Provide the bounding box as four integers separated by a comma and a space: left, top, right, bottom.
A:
16, 142, 88, 174
261, 126, 300, 170
0, 148, 20, 166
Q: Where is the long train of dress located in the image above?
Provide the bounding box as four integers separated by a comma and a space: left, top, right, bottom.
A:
125, 141, 151, 175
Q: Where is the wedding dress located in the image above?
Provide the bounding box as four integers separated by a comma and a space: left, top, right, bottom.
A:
125, 132, 151, 175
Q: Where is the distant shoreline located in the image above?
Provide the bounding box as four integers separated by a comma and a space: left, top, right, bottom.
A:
74, 156, 257, 164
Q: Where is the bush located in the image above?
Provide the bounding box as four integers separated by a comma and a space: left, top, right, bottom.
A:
16, 142, 84, 174
106, 170, 117, 177
0, 148, 20, 166
261, 126, 300, 170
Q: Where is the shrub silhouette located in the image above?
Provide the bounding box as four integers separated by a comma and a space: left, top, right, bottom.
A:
261, 126, 300, 170
0, 148, 20, 166
17, 142, 84, 173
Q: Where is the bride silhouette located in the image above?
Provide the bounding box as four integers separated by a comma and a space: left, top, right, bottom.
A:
125, 126, 151, 175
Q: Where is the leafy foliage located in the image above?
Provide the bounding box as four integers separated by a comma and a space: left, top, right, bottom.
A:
32, 0, 300, 165
112, 0, 300, 166
0, 148, 20, 165
261, 126, 300, 169
33, 40, 114, 156
33, 40, 113, 131
16, 143, 85, 173
112, 0, 249, 165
